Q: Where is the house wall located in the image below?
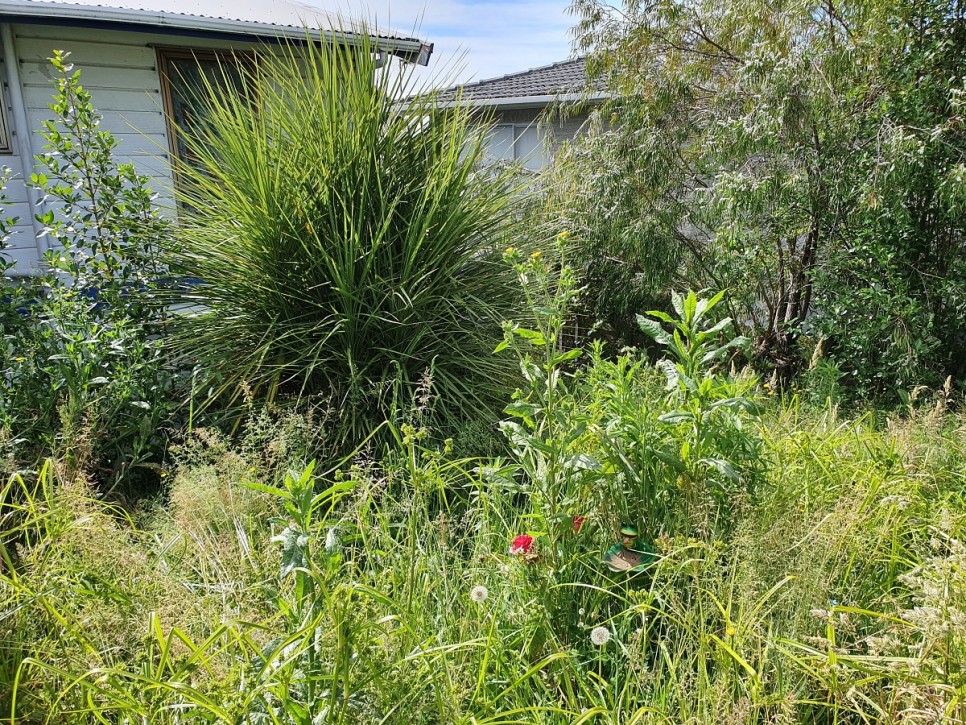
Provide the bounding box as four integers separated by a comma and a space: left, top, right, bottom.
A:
0, 22, 260, 276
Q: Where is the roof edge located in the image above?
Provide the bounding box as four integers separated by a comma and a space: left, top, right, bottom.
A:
0, 4, 433, 64
436, 91, 609, 110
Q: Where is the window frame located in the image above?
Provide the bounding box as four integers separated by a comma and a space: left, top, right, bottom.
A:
156, 46, 257, 186
0, 71, 12, 154
486, 122, 546, 170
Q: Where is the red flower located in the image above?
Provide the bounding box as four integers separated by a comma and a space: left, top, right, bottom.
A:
572, 515, 586, 534
509, 534, 535, 556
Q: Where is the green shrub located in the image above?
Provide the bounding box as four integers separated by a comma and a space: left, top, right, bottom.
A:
0, 51, 178, 491
167, 34, 526, 447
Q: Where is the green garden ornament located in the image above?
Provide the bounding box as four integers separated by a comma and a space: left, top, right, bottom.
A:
602, 524, 658, 573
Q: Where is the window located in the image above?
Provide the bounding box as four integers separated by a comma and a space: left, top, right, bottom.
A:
0, 76, 11, 154
484, 123, 547, 171
157, 48, 254, 178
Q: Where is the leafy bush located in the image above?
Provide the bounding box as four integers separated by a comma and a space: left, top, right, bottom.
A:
167, 34, 526, 446
637, 290, 762, 517
498, 251, 762, 538
0, 51, 177, 489
563, 0, 966, 397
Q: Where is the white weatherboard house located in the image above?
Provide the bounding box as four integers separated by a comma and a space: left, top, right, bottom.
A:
0, 0, 432, 276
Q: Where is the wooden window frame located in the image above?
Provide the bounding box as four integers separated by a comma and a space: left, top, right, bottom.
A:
156, 46, 257, 183
0, 75, 12, 155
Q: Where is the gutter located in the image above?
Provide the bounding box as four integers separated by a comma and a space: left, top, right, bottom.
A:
435, 92, 609, 110
0, 5, 433, 65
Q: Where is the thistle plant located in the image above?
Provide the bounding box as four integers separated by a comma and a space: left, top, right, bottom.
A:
496, 241, 594, 560
638, 290, 763, 517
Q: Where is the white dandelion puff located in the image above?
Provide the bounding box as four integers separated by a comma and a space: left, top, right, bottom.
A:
470, 585, 489, 603
590, 626, 611, 646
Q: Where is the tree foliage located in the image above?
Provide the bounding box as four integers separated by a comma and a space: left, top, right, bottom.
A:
1, 51, 177, 489
563, 0, 966, 397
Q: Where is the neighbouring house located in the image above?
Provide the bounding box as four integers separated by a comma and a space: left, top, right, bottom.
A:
436, 57, 605, 172
0, 0, 432, 276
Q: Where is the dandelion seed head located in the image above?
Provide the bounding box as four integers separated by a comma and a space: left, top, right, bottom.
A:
470, 585, 489, 603
590, 626, 611, 646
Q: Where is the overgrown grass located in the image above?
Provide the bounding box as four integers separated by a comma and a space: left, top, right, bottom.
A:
2, 357, 964, 722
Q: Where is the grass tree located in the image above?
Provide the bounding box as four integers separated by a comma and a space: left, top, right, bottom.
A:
168, 32, 527, 444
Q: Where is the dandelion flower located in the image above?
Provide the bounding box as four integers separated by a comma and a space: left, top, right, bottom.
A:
590, 626, 611, 646
470, 585, 489, 603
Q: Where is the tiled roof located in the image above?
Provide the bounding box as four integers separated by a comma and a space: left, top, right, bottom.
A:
438, 57, 602, 103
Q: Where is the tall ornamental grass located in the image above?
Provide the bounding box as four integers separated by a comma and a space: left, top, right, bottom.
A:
169, 33, 525, 440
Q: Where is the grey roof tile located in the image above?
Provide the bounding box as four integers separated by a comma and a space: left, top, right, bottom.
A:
438, 57, 600, 103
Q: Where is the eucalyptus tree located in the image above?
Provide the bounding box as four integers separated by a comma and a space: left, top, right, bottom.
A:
562, 0, 966, 395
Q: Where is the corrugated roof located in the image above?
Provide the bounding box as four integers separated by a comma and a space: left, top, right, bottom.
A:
0, 0, 433, 63
438, 57, 604, 104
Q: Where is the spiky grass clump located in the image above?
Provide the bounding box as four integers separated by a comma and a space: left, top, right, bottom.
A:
169, 33, 525, 443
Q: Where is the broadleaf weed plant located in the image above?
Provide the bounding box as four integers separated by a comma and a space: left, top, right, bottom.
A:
496, 240, 590, 563
638, 290, 764, 527
0, 51, 179, 491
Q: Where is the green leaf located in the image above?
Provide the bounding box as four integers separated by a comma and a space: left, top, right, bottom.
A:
651, 447, 686, 471
636, 315, 672, 346
670, 291, 685, 319
701, 336, 750, 364
505, 401, 540, 420
658, 410, 695, 424
644, 309, 676, 325
701, 457, 742, 483
513, 328, 547, 346
549, 347, 582, 366
271, 526, 309, 579
656, 359, 678, 390
694, 290, 726, 325
566, 453, 601, 472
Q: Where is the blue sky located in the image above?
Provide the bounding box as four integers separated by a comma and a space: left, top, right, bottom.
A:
341, 1, 578, 86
